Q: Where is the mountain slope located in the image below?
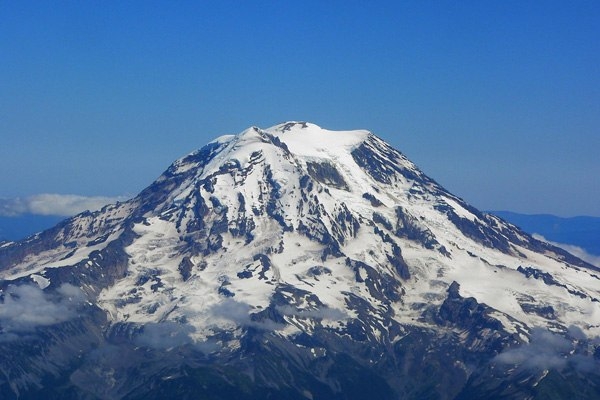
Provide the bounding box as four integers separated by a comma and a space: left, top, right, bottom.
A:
1, 122, 600, 399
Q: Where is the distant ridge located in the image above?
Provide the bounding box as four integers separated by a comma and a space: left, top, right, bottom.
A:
491, 211, 600, 256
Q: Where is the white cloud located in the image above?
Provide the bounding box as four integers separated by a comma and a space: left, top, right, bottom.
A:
0, 194, 127, 217
494, 327, 599, 373
208, 299, 284, 331
0, 283, 86, 340
533, 234, 600, 268
134, 321, 197, 349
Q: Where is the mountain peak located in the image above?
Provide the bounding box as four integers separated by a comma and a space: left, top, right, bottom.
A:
264, 121, 371, 158
267, 120, 313, 132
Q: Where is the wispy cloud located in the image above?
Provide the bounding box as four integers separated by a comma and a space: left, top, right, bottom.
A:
132, 299, 285, 351
0, 283, 86, 341
0, 194, 127, 217
494, 327, 599, 373
133, 321, 221, 353
135, 321, 197, 349
533, 234, 600, 268
208, 298, 283, 331
495, 328, 571, 370
276, 305, 348, 321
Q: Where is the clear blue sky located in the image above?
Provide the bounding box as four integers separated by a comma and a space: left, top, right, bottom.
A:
1, 1, 599, 216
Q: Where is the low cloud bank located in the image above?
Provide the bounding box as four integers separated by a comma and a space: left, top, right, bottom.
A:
209, 299, 283, 331
495, 327, 599, 373
132, 299, 283, 351
0, 194, 126, 217
276, 305, 348, 321
0, 283, 86, 341
534, 234, 600, 267
135, 321, 197, 349
132, 299, 348, 350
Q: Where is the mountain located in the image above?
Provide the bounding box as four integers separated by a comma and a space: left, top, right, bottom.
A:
2, 122, 600, 399
491, 211, 600, 258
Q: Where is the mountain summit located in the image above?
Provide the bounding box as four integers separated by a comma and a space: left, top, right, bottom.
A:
1, 122, 600, 399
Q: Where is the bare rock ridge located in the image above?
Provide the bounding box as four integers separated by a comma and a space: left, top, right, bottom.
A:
1, 121, 600, 399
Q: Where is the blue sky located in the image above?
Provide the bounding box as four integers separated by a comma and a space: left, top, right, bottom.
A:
1, 1, 599, 217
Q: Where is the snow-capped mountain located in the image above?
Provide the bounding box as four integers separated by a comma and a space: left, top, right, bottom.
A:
1, 122, 599, 399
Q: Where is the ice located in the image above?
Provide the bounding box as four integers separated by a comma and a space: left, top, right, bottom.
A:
30, 273, 50, 289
